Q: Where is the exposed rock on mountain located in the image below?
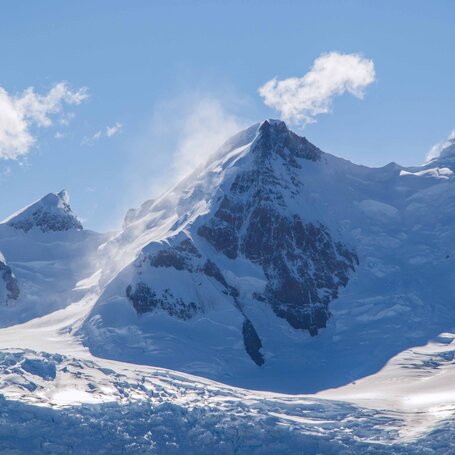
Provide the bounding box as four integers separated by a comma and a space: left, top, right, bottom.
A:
0, 252, 19, 305
198, 120, 358, 335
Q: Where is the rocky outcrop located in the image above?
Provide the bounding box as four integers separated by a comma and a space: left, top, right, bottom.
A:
126, 238, 233, 318
242, 319, 264, 366
0, 254, 19, 304
126, 282, 202, 320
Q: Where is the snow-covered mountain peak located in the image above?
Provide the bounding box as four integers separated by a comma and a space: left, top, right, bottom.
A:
257, 118, 287, 132
117, 119, 323, 239
84, 119, 359, 375
1, 190, 83, 233
251, 119, 322, 163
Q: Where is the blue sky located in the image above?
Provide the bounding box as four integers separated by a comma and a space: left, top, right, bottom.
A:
0, 1, 454, 231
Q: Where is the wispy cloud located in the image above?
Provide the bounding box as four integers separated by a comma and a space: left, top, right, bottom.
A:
0, 82, 88, 159
92, 131, 102, 141
258, 51, 375, 126
426, 130, 455, 161
106, 122, 123, 137
84, 122, 123, 144
59, 112, 76, 126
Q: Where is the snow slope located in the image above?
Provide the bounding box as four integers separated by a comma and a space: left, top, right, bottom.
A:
0, 295, 453, 453
0, 121, 454, 452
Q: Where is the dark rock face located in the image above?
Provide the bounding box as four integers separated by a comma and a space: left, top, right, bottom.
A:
0, 259, 19, 303
9, 207, 83, 233
242, 319, 264, 366
126, 282, 202, 320
245, 213, 357, 335
198, 120, 358, 336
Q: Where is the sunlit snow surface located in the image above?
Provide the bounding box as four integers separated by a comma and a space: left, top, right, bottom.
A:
1, 122, 455, 453
0, 316, 454, 453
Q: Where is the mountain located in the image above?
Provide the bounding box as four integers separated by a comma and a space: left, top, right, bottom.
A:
0, 121, 454, 452
81, 120, 455, 393
2, 189, 82, 233
82, 120, 358, 381
0, 191, 109, 326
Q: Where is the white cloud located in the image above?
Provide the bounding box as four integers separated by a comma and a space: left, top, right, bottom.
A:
258, 51, 376, 126
59, 112, 76, 126
93, 131, 102, 141
0, 82, 88, 159
426, 130, 455, 161
106, 122, 123, 137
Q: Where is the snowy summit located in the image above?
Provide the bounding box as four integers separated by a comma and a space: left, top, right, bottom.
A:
2, 190, 83, 233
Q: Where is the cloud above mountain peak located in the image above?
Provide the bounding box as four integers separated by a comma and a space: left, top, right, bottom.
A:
258, 52, 375, 126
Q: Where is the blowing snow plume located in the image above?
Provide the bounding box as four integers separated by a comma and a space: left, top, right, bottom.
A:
125, 94, 248, 215
426, 129, 455, 161
168, 97, 247, 179
258, 52, 375, 126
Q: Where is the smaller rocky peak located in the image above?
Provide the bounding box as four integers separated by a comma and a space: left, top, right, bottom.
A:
3, 190, 83, 233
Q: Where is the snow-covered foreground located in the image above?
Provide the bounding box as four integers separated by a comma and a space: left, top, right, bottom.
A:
0, 291, 454, 453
